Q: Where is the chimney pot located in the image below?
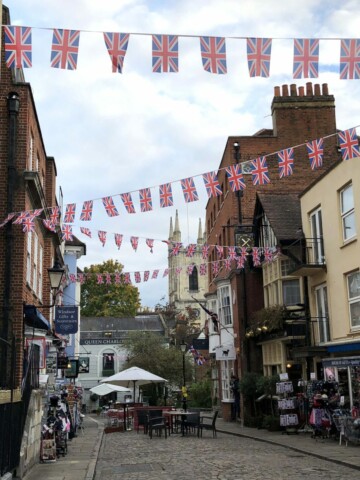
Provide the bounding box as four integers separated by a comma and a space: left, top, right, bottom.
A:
322, 83, 329, 95
299, 86, 305, 97
314, 84, 321, 96
290, 84, 297, 96
274, 86, 280, 97
306, 82, 313, 96
282, 84, 289, 96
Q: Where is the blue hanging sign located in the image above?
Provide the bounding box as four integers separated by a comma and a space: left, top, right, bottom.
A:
55, 306, 79, 334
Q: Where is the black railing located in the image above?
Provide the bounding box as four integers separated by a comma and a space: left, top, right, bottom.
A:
282, 237, 325, 267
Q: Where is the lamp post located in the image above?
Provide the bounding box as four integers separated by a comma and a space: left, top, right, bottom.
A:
180, 341, 187, 411
48, 262, 65, 304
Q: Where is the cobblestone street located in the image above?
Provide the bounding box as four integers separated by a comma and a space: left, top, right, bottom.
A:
94, 430, 357, 480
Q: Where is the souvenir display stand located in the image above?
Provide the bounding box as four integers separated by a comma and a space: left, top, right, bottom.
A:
276, 380, 299, 434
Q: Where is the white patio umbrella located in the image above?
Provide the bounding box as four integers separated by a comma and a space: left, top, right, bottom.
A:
100, 366, 168, 401
89, 383, 131, 397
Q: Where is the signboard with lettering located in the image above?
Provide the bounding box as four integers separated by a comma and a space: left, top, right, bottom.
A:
55, 306, 78, 334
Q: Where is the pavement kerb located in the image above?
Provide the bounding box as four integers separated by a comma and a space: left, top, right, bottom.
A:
216, 426, 360, 472
84, 416, 105, 480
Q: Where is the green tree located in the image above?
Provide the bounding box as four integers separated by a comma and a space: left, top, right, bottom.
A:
80, 259, 140, 316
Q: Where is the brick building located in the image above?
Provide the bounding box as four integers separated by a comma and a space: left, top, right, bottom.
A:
205, 82, 341, 420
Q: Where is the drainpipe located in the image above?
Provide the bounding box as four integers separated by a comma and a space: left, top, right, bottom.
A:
1, 92, 20, 385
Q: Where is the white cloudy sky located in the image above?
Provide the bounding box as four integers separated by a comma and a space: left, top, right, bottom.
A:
6, 0, 360, 308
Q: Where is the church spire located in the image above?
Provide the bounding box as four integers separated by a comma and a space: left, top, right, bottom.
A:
197, 218, 203, 244
173, 209, 181, 242
169, 216, 174, 241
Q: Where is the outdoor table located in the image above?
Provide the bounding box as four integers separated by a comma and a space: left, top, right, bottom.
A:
164, 410, 194, 436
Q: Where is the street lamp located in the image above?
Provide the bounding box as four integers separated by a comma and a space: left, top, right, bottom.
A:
43, 262, 65, 308
180, 341, 187, 412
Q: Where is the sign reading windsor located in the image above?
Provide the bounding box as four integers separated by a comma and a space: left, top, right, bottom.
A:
55, 306, 79, 334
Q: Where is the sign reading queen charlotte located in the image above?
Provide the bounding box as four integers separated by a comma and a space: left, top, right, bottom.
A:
55, 306, 79, 334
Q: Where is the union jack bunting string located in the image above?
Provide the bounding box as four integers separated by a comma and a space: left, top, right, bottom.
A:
13, 211, 30, 225
144, 271, 150, 282
340, 39, 360, 80
130, 236, 139, 251
49, 207, 61, 225
263, 247, 273, 264
181, 177, 199, 203
115, 273, 121, 284
106, 273, 112, 284
224, 258, 232, 271
199, 263, 207, 275
228, 246, 237, 260
146, 238, 154, 253
80, 200, 93, 221
124, 272, 131, 284
246, 38, 271, 77
78, 273, 85, 284
120, 193, 136, 213
64, 203, 76, 223
278, 148, 294, 178
0, 213, 16, 228
225, 164, 246, 192
202, 244, 210, 260
163, 268, 169, 277
293, 39, 319, 79
114, 233, 123, 249
102, 196, 119, 217
251, 156, 270, 185
186, 244, 197, 257
338, 128, 360, 160
80, 227, 92, 238
98, 230, 107, 247
152, 270, 159, 279
135, 272, 141, 283
69, 274, 76, 283
200, 36, 227, 74
152, 35, 179, 73
97, 274, 104, 284
171, 243, 182, 256
4, 26, 32, 69
22, 216, 35, 233
51, 29, 80, 70
61, 224, 73, 241
202, 171, 222, 198
187, 264, 194, 275
159, 183, 174, 208
103, 32, 129, 73
175, 267, 182, 275
236, 256, 245, 269
252, 247, 261, 266
306, 138, 324, 170
212, 261, 220, 275
139, 188, 153, 212
216, 245, 224, 259
43, 220, 56, 232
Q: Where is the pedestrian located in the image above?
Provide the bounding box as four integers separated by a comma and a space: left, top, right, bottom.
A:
230, 374, 240, 421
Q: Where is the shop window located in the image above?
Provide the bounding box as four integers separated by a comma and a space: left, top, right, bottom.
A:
218, 285, 232, 325
102, 353, 115, 376
188, 265, 198, 292
315, 284, 330, 343
340, 183, 356, 241
221, 359, 234, 401
282, 279, 301, 306
347, 271, 360, 329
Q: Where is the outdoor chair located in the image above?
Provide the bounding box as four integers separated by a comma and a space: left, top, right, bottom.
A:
198, 410, 219, 438
183, 412, 200, 435
136, 409, 149, 434
148, 416, 168, 439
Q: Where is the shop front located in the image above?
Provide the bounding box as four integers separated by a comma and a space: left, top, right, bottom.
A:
322, 356, 360, 409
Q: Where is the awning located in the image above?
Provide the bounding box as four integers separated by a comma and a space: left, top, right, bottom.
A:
24, 305, 50, 331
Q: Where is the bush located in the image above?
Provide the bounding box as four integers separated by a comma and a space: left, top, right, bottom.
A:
187, 379, 212, 408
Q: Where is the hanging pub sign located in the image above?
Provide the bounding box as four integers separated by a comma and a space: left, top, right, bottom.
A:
46, 354, 57, 374
57, 354, 69, 369
65, 359, 79, 378
78, 357, 90, 373
55, 306, 79, 334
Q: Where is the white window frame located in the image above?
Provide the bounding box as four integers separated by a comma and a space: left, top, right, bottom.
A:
340, 183, 356, 242
38, 244, 43, 300
310, 207, 324, 264
282, 278, 301, 306
218, 285, 232, 326
347, 271, 360, 330
26, 231, 32, 285
315, 283, 330, 343
208, 299, 218, 334
33, 232, 38, 294
28, 132, 34, 170
221, 359, 234, 401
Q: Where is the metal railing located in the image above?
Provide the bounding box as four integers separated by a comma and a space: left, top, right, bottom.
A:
282, 237, 325, 268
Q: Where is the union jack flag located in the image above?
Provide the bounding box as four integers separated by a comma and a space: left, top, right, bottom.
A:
97, 274, 104, 285
102, 196, 119, 217
340, 39, 360, 79
251, 157, 270, 185
0, 213, 16, 228
124, 272, 131, 284
80, 200, 93, 221
199, 263, 207, 275
51, 29, 80, 70
134, 272, 141, 283
139, 188, 153, 212
236, 256, 245, 269
338, 128, 360, 160
252, 247, 261, 266
246, 38, 272, 77
98, 230, 107, 247
49, 206, 61, 225
159, 183, 174, 208
4, 26, 32, 69
144, 271, 150, 282
105, 273, 112, 285
293, 39, 319, 79
114, 273, 122, 284
225, 164, 246, 192
121, 193, 136, 213
152, 270, 159, 279
77, 273, 85, 284
43, 220, 56, 232
64, 203, 76, 223
13, 211, 30, 225
104, 32, 129, 73
200, 36, 227, 74
69, 274, 77, 283
175, 267, 182, 275
130, 236, 139, 251
187, 265, 195, 276
114, 233, 123, 249
181, 177, 199, 203
152, 35, 179, 73
228, 246, 237, 260
61, 224, 73, 241
216, 245, 224, 259
278, 148, 294, 178
263, 247, 274, 264
171, 242, 182, 256
202, 171, 222, 198
224, 258, 232, 271
146, 238, 154, 253
306, 138, 324, 170
202, 244, 210, 260
163, 268, 169, 277
22, 215, 35, 233
212, 261, 219, 276
239, 247, 248, 260
186, 244, 197, 257
33, 209, 43, 217
80, 227, 92, 238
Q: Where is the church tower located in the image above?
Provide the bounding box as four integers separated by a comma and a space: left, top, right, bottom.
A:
168, 211, 207, 328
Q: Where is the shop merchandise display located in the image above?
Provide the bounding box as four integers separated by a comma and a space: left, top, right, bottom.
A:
276, 381, 299, 433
